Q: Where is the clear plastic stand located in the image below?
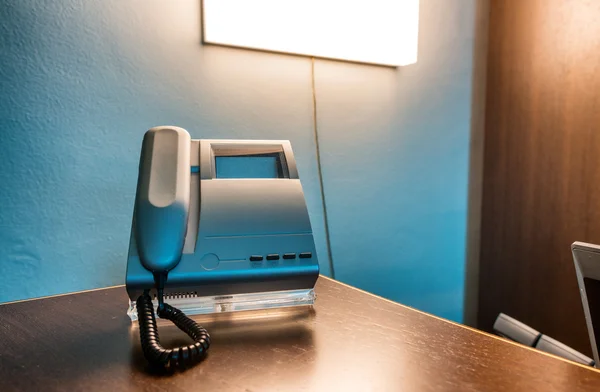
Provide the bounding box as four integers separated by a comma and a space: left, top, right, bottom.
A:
127, 288, 316, 322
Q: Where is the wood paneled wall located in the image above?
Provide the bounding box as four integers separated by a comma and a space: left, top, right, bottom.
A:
479, 0, 600, 354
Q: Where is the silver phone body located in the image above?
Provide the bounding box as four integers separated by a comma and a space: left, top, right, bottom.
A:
126, 136, 319, 301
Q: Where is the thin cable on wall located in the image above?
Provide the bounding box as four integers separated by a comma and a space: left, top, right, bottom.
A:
310, 57, 336, 278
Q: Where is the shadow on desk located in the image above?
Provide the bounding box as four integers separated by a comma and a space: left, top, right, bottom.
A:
129, 306, 316, 376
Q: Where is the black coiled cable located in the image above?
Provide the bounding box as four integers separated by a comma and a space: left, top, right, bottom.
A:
136, 293, 210, 369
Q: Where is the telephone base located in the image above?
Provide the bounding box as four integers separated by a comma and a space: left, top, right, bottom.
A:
127, 288, 316, 322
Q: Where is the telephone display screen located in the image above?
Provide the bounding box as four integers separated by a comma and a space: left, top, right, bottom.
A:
215, 153, 285, 179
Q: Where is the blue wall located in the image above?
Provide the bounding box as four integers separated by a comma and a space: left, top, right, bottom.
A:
0, 0, 481, 322
0, 0, 329, 302
316, 2, 479, 321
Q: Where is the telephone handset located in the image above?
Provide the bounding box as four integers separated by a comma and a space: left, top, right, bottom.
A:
136, 126, 190, 274
134, 126, 210, 369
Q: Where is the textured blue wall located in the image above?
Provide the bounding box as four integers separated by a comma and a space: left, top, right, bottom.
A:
315, 1, 479, 321
0, 0, 329, 302
0, 0, 480, 323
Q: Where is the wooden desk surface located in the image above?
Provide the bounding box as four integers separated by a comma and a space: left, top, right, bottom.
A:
1, 276, 599, 391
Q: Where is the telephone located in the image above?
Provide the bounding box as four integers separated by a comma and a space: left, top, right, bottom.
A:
126, 126, 320, 369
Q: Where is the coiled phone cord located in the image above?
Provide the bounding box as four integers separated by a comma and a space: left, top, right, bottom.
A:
136, 280, 211, 369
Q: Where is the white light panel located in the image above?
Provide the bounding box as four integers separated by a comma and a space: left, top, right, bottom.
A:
203, 0, 420, 67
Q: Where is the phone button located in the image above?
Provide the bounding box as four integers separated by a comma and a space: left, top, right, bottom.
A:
200, 253, 220, 270
299, 252, 312, 259
283, 253, 296, 259
266, 254, 280, 260
250, 255, 263, 262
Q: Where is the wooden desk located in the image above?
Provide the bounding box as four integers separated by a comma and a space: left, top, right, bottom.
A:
1, 277, 599, 391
